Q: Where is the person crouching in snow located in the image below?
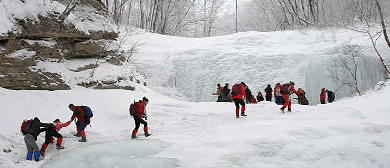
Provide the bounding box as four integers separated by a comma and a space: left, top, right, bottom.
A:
24, 117, 55, 162
130, 97, 151, 139
40, 119, 71, 156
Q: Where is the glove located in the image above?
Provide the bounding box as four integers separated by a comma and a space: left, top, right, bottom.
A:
142, 115, 147, 120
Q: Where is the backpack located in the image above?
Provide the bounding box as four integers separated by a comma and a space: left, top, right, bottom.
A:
129, 100, 138, 116
328, 91, 335, 100
281, 83, 290, 94
81, 106, 93, 118
231, 84, 240, 96
21, 119, 33, 135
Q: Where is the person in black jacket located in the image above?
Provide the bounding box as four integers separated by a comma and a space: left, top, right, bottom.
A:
245, 86, 253, 103
264, 84, 273, 101
256, 92, 264, 102
326, 90, 335, 103
24, 117, 54, 162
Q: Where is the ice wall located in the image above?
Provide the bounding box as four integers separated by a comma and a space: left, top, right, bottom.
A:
306, 55, 385, 105
134, 29, 388, 104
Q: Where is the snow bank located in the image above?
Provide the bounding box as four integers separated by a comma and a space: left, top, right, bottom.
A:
0, 80, 389, 168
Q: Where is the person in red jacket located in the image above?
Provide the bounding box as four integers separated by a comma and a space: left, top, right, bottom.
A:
130, 97, 151, 139
40, 119, 71, 156
280, 81, 298, 113
320, 88, 327, 104
232, 82, 247, 118
68, 104, 90, 142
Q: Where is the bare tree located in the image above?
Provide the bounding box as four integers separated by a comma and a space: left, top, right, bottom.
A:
59, 0, 80, 24
327, 44, 363, 96
345, 0, 390, 79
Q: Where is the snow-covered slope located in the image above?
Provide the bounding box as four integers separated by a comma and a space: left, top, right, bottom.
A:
0, 80, 389, 168
129, 28, 386, 104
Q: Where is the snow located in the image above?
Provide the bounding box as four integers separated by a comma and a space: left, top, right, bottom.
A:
0, 0, 117, 36
1, 12, 390, 168
5, 49, 36, 59
23, 39, 56, 48
0, 80, 390, 168
0, 0, 65, 35
29, 58, 146, 89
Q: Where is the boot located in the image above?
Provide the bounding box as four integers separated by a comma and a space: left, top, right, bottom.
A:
40, 143, 48, 156
288, 108, 291, 112
74, 132, 81, 137
280, 107, 285, 113
236, 115, 239, 118
56, 146, 64, 149
56, 137, 63, 148
56, 143, 64, 149
33, 151, 40, 162
236, 108, 239, 118
39, 148, 45, 156
241, 112, 247, 116
144, 127, 151, 137
26, 152, 33, 160
79, 137, 87, 142
131, 130, 138, 139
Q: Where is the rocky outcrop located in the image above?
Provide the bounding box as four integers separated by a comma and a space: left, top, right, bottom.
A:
0, 0, 129, 90
0, 57, 69, 90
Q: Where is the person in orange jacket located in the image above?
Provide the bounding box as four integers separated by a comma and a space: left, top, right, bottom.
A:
231, 82, 247, 118
320, 88, 327, 104
280, 81, 298, 112
130, 97, 151, 139
212, 84, 223, 102
274, 83, 283, 105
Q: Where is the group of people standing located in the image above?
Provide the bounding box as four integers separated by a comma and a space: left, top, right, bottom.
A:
22, 97, 151, 162
320, 88, 335, 104
214, 81, 338, 116
214, 82, 310, 106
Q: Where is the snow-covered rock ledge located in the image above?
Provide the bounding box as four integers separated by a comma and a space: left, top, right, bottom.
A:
0, 0, 144, 90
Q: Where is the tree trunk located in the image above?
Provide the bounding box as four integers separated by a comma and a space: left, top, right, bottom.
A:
374, 0, 390, 76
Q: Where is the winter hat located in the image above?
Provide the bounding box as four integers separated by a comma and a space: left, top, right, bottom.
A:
143, 97, 149, 102
53, 119, 60, 123
241, 82, 246, 86
321, 88, 325, 91
290, 81, 295, 85
217, 84, 221, 87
